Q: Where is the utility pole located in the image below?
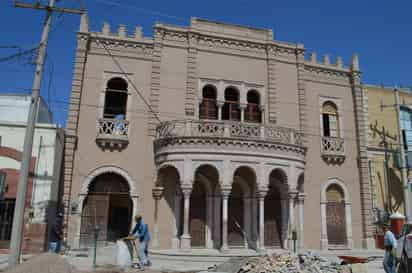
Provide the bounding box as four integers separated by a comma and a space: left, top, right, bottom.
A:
9, 1, 83, 266
394, 88, 411, 221
382, 127, 393, 212
370, 122, 397, 213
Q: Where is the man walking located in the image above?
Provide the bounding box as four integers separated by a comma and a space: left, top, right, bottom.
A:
48, 212, 63, 253
383, 223, 397, 273
131, 215, 151, 268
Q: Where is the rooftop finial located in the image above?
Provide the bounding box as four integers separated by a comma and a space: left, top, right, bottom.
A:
310, 52, 317, 63
336, 56, 343, 68
79, 13, 89, 33
351, 53, 360, 71
102, 22, 110, 35
134, 26, 143, 39
323, 54, 330, 65
118, 24, 127, 38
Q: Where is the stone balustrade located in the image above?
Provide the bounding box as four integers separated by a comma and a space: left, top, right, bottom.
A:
320, 136, 345, 163
96, 118, 129, 147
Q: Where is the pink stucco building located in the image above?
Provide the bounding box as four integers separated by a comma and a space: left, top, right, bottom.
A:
63, 15, 374, 252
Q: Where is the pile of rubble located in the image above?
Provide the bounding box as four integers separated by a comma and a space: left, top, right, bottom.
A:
235, 253, 349, 273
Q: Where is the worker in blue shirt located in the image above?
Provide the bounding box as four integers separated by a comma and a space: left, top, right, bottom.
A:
131, 215, 151, 268
383, 223, 397, 273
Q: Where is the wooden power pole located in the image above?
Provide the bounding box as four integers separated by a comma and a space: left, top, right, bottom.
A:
9, 0, 83, 266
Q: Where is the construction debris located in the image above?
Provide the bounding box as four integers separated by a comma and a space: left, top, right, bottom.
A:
214, 253, 350, 273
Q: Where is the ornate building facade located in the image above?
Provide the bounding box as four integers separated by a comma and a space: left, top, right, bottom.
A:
63, 15, 374, 251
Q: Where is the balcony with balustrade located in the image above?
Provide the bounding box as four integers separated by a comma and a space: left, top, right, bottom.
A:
320, 136, 345, 164
96, 118, 129, 149
154, 120, 305, 164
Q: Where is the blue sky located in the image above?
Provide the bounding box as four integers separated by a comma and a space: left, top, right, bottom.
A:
1, 0, 411, 126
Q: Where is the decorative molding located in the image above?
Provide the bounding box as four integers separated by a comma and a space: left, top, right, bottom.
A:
303, 64, 351, 86
351, 72, 374, 247
154, 137, 306, 157
296, 51, 308, 143
148, 28, 163, 136
267, 57, 277, 124
185, 33, 198, 116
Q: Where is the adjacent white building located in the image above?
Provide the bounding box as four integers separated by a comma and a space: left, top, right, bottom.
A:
0, 94, 64, 252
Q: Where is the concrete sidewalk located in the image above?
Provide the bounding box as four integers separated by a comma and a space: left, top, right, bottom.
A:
0, 248, 387, 273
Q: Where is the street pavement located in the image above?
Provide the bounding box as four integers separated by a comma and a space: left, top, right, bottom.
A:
0, 248, 387, 273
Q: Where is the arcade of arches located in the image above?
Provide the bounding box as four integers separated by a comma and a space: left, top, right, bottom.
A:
154, 165, 307, 251
76, 168, 352, 251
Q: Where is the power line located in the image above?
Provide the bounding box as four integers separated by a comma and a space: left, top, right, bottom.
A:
0, 44, 39, 63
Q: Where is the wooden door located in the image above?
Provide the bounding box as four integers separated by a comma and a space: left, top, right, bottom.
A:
228, 196, 244, 246
326, 201, 347, 245
0, 199, 15, 248
264, 194, 282, 247
80, 194, 110, 247
190, 187, 206, 247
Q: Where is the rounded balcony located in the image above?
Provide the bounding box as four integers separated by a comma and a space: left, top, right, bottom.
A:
154, 120, 306, 166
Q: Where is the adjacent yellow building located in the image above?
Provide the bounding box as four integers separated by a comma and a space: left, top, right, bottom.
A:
365, 84, 412, 226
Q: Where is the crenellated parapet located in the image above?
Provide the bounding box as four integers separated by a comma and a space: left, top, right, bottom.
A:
77, 14, 362, 84
304, 51, 361, 86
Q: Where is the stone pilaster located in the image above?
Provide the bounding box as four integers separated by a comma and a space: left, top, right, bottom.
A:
351, 54, 374, 249
297, 193, 305, 249
148, 28, 163, 136
152, 186, 164, 249
258, 190, 267, 253
221, 188, 231, 252
180, 186, 192, 251
64, 28, 89, 243
267, 46, 277, 124
185, 33, 198, 117
296, 46, 308, 145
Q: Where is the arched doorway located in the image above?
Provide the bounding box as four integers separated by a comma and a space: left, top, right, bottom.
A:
80, 173, 132, 247
157, 165, 181, 249
190, 165, 219, 248
229, 166, 256, 248
265, 169, 285, 248
228, 182, 244, 247
326, 184, 347, 246
190, 180, 206, 247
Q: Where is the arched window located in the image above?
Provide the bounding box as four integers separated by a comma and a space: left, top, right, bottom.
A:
222, 87, 240, 121
103, 77, 128, 119
245, 90, 261, 123
199, 85, 217, 120
322, 101, 339, 137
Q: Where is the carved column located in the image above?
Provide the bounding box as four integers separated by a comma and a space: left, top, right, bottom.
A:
152, 186, 164, 249
221, 189, 230, 252
258, 190, 267, 253
217, 101, 224, 121
288, 191, 297, 250
240, 104, 246, 122
280, 193, 289, 249
259, 105, 265, 124
180, 187, 192, 251
297, 193, 305, 249
171, 190, 181, 249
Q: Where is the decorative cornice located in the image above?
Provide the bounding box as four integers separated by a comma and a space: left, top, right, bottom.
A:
90, 38, 154, 56
154, 136, 306, 156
